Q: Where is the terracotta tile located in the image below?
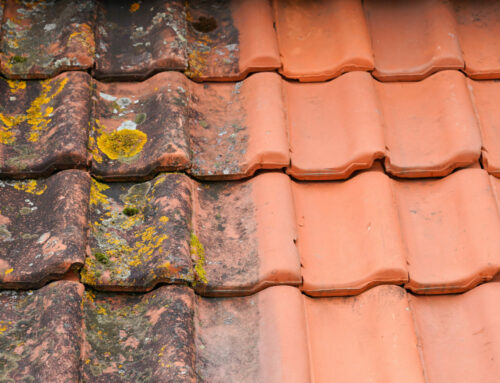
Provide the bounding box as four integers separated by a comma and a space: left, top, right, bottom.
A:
195, 285, 310, 382
90, 72, 190, 180
394, 168, 500, 293
0, 0, 95, 79
0, 281, 84, 382
0, 72, 91, 178
273, 0, 373, 81
304, 285, 424, 382
94, 0, 186, 80
188, 72, 289, 179
364, 0, 463, 80
286, 71, 385, 180
377, 71, 481, 177
83, 285, 196, 382
454, 0, 500, 79
193, 173, 301, 296
0, 170, 90, 289
81, 173, 194, 291
467, 79, 500, 175
187, 0, 280, 81
409, 282, 500, 383
293, 170, 408, 296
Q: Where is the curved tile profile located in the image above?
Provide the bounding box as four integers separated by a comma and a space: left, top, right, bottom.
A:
409, 282, 500, 383
364, 0, 463, 81
454, 0, 500, 79
0, 170, 90, 289
0, 0, 95, 79
286, 71, 385, 180
0, 72, 91, 178
378, 71, 481, 178
304, 285, 425, 383
0, 281, 84, 383
394, 168, 500, 294
273, 0, 374, 81
83, 285, 196, 382
94, 0, 187, 80
293, 169, 408, 296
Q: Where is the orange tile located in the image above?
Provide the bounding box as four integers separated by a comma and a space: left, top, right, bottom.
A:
454, 0, 500, 79
273, 0, 374, 81
304, 285, 425, 382
293, 170, 408, 296
394, 168, 500, 293
409, 282, 500, 382
364, 0, 463, 80
467, 79, 500, 175
376, 71, 481, 177
286, 71, 384, 179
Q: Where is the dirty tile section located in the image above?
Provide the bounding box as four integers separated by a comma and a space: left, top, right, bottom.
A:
186, 0, 280, 81
94, 0, 187, 80
83, 285, 196, 382
0, 0, 95, 79
81, 173, 194, 291
409, 282, 500, 383
0, 281, 84, 383
273, 0, 374, 81
293, 169, 408, 296
0, 170, 90, 289
193, 173, 300, 296
0, 72, 91, 177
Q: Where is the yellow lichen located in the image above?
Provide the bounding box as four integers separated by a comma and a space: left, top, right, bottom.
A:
68, 24, 95, 55
7, 80, 26, 93
90, 178, 110, 206
190, 233, 207, 284
159, 216, 169, 223
13, 180, 47, 195
97, 129, 147, 160
129, 2, 140, 12
4, 268, 13, 275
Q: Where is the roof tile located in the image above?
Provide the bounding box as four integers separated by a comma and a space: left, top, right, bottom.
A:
0, 170, 90, 289
0, 0, 95, 79
273, 0, 374, 81
0, 72, 91, 177
364, 0, 464, 81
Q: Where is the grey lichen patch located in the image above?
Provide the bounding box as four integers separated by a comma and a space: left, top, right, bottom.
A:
0, 225, 13, 242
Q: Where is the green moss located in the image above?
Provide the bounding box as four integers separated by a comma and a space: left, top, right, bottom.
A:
122, 206, 139, 217
134, 113, 146, 125
10, 55, 27, 64
95, 252, 110, 265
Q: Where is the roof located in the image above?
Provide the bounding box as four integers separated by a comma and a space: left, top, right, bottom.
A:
1, 0, 500, 382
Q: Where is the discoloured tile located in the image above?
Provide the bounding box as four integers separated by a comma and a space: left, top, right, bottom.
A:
90, 72, 190, 180
0, 170, 90, 289
94, 0, 187, 80
83, 285, 196, 382
0, 281, 84, 382
81, 173, 194, 291
0, 0, 95, 79
273, 0, 374, 81
0, 72, 91, 178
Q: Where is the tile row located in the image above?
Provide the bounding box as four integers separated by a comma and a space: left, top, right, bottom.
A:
0, 0, 499, 81
4, 70, 500, 180
3, 167, 500, 295
1, 280, 499, 382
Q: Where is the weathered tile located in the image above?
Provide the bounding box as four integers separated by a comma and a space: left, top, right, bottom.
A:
83, 285, 196, 382
195, 286, 310, 383
293, 169, 408, 296
0, 0, 95, 79
94, 0, 187, 80
454, 0, 500, 79
304, 285, 425, 383
286, 71, 385, 180
90, 72, 190, 180
409, 282, 500, 383
364, 0, 463, 80
186, 0, 280, 81
193, 173, 301, 296
188, 72, 289, 179
81, 174, 194, 291
394, 168, 500, 293
0, 72, 91, 178
273, 0, 374, 81
377, 71, 481, 177
0, 170, 90, 289
0, 281, 84, 382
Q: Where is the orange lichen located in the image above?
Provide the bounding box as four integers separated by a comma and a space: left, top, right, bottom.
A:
129, 3, 140, 12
